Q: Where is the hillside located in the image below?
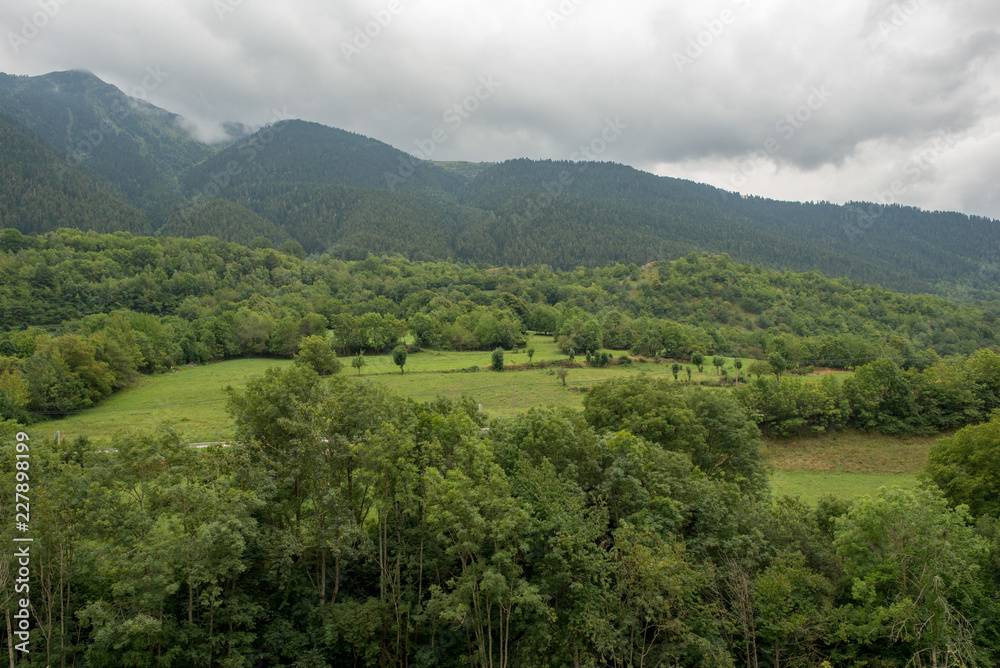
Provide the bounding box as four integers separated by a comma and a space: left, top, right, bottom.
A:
181, 119, 463, 197
0, 112, 150, 235
0, 70, 998, 303
456, 159, 1000, 294
0, 70, 213, 224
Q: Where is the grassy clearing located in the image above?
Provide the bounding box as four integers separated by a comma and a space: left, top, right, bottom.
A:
769, 471, 920, 505
763, 429, 941, 475
36, 334, 897, 504
764, 428, 944, 502
370, 362, 683, 418
40, 358, 293, 444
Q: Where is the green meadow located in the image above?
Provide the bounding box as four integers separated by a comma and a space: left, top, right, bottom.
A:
36, 334, 930, 503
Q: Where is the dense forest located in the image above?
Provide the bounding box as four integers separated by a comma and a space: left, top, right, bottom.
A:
2, 70, 999, 304
2, 367, 1000, 665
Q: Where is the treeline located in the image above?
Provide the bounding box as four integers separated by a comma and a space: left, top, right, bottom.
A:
736, 351, 1000, 437
2, 371, 998, 665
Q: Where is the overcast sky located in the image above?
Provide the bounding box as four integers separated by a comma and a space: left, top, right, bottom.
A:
2, 0, 999, 218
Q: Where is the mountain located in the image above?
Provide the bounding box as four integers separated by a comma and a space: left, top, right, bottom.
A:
0, 69, 998, 303
0, 111, 150, 235
454, 159, 1000, 294
181, 119, 463, 197
0, 70, 213, 224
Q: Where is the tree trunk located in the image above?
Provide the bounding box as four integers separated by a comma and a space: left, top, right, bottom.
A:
319, 546, 326, 606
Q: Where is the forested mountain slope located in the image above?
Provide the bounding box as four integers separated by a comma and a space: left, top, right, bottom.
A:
0, 69, 212, 224
457, 159, 1000, 294
0, 112, 150, 235
181, 119, 463, 196
0, 70, 998, 303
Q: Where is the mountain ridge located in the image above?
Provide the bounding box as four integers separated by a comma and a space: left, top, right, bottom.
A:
0, 69, 998, 303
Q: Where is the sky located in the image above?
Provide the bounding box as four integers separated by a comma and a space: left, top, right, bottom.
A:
2, 0, 999, 219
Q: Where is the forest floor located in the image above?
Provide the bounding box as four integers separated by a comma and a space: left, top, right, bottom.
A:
38, 336, 932, 502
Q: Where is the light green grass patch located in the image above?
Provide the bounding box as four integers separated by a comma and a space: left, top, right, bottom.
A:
39, 358, 293, 444
770, 470, 919, 505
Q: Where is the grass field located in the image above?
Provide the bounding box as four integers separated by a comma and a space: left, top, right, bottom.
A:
32, 335, 929, 504
769, 471, 920, 505
763, 429, 940, 503
44, 358, 293, 444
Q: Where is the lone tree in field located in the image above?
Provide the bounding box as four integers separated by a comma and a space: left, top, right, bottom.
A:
713, 355, 725, 374
492, 347, 505, 371
351, 353, 366, 376
686, 366, 692, 382
555, 367, 568, 386
392, 345, 407, 374
691, 351, 705, 373
527, 346, 535, 365
671, 362, 681, 380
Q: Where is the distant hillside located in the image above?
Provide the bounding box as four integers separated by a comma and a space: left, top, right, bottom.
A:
0, 70, 997, 304
430, 160, 496, 180
0, 112, 150, 235
157, 199, 290, 247
0, 70, 213, 224
456, 159, 1000, 295
182, 120, 463, 197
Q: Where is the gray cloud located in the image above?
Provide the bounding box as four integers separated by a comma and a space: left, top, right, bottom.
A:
0, 0, 998, 217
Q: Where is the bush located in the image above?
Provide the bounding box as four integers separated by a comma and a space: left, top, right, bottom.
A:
491, 348, 505, 371
588, 351, 611, 368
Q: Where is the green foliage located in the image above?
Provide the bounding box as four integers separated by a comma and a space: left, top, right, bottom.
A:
925, 410, 1000, 518
832, 486, 990, 667
767, 352, 788, 379
844, 359, 923, 435
736, 375, 850, 437
350, 353, 366, 376
713, 355, 725, 373
392, 344, 407, 373
583, 376, 768, 497
491, 347, 504, 371
588, 350, 611, 368
295, 334, 342, 375
691, 351, 705, 372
